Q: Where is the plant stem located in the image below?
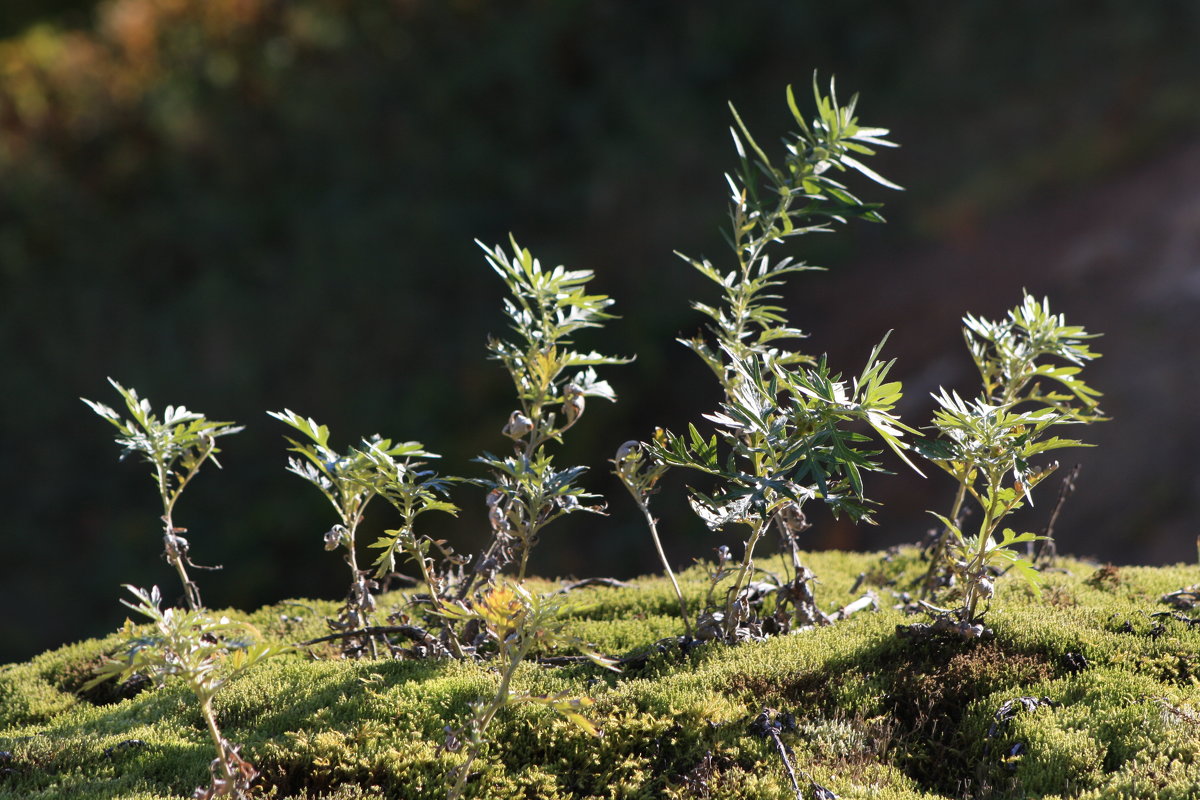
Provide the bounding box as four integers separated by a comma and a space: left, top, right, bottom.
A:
342, 525, 379, 659
964, 490, 999, 622
724, 519, 767, 640
156, 440, 216, 611
199, 698, 237, 788
161, 510, 201, 611
920, 480, 968, 599
619, 478, 693, 639
447, 641, 531, 800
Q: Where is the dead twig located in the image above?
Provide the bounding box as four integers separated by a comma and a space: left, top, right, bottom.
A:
554, 577, 635, 594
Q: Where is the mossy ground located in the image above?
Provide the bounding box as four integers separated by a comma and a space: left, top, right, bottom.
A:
3, 549, 1199, 799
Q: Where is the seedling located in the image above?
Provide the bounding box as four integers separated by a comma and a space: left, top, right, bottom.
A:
646, 78, 917, 641
84, 379, 243, 611
86, 585, 290, 798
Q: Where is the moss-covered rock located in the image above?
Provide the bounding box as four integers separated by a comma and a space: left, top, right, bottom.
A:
2, 550, 1199, 799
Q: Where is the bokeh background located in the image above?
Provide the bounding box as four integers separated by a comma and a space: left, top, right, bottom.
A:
4, 0, 1200, 664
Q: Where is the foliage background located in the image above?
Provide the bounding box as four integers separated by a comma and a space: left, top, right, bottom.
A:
3, 0, 1200, 663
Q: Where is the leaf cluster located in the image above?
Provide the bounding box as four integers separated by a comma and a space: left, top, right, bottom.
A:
83, 378, 243, 509
85, 585, 289, 700
653, 342, 915, 527
268, 409, 432, 551
480, 236, 628, 430
963, 291, 1104, 418
680, 76, 900, 385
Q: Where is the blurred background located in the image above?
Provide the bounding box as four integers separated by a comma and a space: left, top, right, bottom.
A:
3, 0, 1200, 664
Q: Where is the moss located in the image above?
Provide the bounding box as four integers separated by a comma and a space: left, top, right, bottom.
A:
3, 550, 1200, 798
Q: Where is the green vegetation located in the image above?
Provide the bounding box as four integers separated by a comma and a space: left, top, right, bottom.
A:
914, 293, 1106, 631
83, 586, 292, 799
3, 554, 1200, 798
5, 75, 1193, 800
82, 381, 244, 611
6, 0, 1200, 668
648, 80, 916, 643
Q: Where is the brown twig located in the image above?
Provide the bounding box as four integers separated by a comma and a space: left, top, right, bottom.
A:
1032, 464, 1081, 565
554, 577, 635, 594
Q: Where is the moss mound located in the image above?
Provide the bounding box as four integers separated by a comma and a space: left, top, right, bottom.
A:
2, 550, 1199, 799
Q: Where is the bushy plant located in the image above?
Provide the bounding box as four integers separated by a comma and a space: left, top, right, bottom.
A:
268, 410, 456, 657
644, 79, 918, 642
914, 292, 1106, 632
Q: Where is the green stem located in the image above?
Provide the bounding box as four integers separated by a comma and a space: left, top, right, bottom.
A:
446, 641, 531, 800
199, 698, 236, 787
964, 489, 1000, 622
724, 518, 767, 640
619, 478, 693, 639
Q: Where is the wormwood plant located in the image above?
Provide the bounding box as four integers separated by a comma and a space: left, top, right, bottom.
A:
915, 292, 1105, 631
438, 581, 618, 800
467, 238, 629, 590
645, 79, 917, 642
268, 410, 456, 657
85, 585, 290, 799
83, 379, 243, 611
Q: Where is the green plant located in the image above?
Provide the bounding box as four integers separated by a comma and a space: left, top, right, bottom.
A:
916, 292, 1105, 628
268, 410, 449, 657
83, 379, 243, 611
346, 439, 461, 647
85, 585, 291, 798
437, 581, 618, 800
468, 237, 630, 589
645, 79, 917, 642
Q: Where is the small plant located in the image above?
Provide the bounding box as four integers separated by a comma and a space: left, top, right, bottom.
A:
85, 585, 290, 798
915, 293, 1106, 630
347, 439, 462, 653
438, 581, 618, 800
467, 237, 629, 590
84, 379, 243, 611
644, 79, 917, 642
268, 410, 451, 657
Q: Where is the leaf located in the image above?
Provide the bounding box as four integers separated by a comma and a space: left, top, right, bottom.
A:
688, 492, 752, 531
840, 155, 903, 191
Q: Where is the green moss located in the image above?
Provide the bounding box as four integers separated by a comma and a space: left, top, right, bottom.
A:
3, 550, 1200, 798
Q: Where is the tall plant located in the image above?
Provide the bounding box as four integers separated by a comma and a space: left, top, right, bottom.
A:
647, 78, 918, 641
468, 237, 630, 589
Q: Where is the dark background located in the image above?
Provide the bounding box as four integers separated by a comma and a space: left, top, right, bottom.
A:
4, 0, 1200, 664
